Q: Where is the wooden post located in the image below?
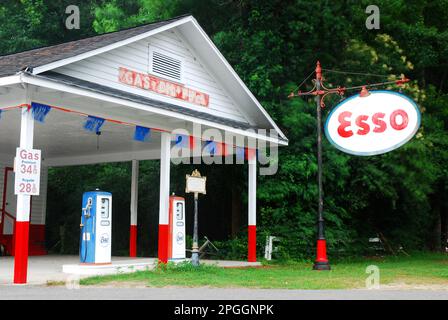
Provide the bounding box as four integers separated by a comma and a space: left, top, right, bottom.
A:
248, 149, 257, 262
129, 159, 139, 257
158, 132, 171, 263
14, 105, 34, 284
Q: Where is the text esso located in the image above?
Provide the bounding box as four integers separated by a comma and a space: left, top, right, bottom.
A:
325, 91, 420, 156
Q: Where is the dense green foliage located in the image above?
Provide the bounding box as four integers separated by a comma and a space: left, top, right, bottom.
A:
1, 0, 447, 258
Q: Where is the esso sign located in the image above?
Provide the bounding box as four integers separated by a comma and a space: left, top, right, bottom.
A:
325, 91, 420, 156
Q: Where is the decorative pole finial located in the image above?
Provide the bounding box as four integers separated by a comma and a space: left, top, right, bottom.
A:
191, 169, 201, 177
360, 86, 370, 97
316, 61, 322, 81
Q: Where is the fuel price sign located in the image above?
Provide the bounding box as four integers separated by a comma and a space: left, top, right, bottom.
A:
14, 148, 41, 196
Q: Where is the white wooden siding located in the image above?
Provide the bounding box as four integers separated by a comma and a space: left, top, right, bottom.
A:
54, 30, 249, 123
0, 157, 48, 226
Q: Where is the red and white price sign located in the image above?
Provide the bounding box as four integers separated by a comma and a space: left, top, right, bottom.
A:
14, 148, 41, 196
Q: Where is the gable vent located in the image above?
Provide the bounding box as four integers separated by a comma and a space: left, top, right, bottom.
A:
151, 51, 182, 81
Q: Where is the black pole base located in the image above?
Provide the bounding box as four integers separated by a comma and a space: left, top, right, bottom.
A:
313, 261, 331, 271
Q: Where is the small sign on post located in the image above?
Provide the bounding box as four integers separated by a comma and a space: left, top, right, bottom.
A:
185, 169, 206, 267
186, 170, 206, 194
14, 148, 41, 196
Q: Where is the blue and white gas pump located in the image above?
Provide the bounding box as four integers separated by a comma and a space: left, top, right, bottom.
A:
79, 190, 112, 264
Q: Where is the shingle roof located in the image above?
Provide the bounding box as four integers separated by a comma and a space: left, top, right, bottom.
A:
0, 14, 191, 78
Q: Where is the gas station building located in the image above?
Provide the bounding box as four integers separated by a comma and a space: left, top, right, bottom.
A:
0, 15, 288, 284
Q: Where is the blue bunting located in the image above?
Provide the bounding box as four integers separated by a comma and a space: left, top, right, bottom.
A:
134, 126, 151, 142
83, 115, 105, 134
205, 140, 217, 156
175, 134, 188, 147
0, 109, 2, 120
31, 102, 51, 123
236, 146, 245, 160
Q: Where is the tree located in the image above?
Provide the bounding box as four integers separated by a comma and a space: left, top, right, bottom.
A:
1, 0, 446, 256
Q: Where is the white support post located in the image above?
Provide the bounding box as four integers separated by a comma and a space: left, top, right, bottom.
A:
14, 105, 34, 284
248, 150, 257, 262
158, 132, 171, 263
129, 159, 139, 257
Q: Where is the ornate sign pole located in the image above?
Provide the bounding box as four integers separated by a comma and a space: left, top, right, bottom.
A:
314, 63, 330, 270
186, 169, 207, 267
289, 61, 410, 270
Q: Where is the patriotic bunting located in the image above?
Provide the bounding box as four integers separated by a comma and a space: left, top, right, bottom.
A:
31, 102, 51, 123
175, 134, 189, 147
0, 103, 259, 162
189, 136, 196, 150
236, 146, 245, 160
205, 140, 217, 156
134, 126, 151, 142
83, 115, 105, 134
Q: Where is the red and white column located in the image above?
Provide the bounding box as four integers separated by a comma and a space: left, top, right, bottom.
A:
158, 132, 171, 264
247, 149, 257, 262
129, 159, 139, 257
14, 106, 34, 284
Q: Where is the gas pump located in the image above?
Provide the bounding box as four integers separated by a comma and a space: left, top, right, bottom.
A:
168, 195, 186, 260
80, 190, 112, 264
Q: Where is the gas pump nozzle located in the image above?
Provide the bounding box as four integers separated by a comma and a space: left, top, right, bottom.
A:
80, 198, 92, 232
82, 197, 93, 218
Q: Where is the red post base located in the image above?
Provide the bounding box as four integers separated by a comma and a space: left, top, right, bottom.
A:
158, 224, 169, 264
13, 221, 30, 284
313, 239, 331, 270
248, 225, 257, 262
129, 225, 137, 258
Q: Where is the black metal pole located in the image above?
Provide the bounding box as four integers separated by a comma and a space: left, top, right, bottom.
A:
316, 78, 325, 239
192, 192, 200, 266
313, 61, 331, 270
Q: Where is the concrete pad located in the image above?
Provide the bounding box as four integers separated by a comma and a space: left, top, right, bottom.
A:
0, 255, 79, 285
0, 255, 261, 286
62, 258, 156, 276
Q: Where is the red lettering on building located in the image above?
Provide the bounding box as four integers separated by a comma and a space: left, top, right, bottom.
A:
118, 67, 210, 107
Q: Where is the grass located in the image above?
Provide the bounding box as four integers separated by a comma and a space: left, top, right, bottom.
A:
46, 280, 66, 286
80, 252, 448, 290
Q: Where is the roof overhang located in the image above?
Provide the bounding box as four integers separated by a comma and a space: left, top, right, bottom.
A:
0, 75, 20, 87
18, 72, 287, 146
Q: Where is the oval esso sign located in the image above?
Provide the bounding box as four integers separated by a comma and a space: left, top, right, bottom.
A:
324, 91, 421, 156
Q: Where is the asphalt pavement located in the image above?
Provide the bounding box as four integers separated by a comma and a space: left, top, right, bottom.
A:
0, 285, 447, 300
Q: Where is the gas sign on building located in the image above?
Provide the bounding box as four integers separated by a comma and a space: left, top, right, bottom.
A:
14, 148, 41, 196
325, 91, 421, 156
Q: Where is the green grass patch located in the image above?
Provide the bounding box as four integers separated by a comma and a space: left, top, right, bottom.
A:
80, 252, 448, 290
46, 280, 66, 286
